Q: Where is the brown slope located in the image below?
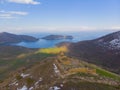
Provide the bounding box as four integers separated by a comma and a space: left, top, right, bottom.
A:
0, 55, 120, 90
67, 31, 120, 74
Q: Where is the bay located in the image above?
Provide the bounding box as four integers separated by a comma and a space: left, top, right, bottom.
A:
13, 31, 112, 48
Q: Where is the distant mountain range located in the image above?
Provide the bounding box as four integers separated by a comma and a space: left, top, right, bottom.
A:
42, 35, 73, 40
65, 31, 120, 74
0, 32, 39, 45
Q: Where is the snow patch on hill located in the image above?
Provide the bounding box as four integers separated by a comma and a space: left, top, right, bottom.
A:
53, 64, 60, 74
17, 85, 28, 90
109, 39, 120, 49
21, 73, 30, 78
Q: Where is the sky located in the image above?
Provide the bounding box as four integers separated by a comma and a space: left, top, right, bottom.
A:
0, 0, 120, 33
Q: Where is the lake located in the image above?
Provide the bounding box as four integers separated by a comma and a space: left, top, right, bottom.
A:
12, 31, 112, 48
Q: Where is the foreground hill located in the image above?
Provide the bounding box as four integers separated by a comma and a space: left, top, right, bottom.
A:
0, 53, 120, 90
0, 47, 120, 90
66, 31, 120, 74
0, 32, 38, 44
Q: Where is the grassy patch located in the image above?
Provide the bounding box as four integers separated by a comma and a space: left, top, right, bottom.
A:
63, 81, 119, 90
96, 68, 120, 81
36, 46, 68, 54
76, 72, 96, 77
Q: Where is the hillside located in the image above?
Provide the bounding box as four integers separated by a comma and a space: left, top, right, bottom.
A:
66, 31, 120, 74
0, 31, 120, 89
0, 32, 39, 45
0, 47, 120, 90
0, 46, 39, 80
94, 31, 120, 50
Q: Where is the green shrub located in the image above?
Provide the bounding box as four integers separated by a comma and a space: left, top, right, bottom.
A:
26, 78, 34, 86
16, 75, 22, 80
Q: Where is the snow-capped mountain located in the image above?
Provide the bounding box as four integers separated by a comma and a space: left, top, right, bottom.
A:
95, 31, 120, 50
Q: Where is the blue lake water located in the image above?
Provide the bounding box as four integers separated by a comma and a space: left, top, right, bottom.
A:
13, 31, 112, 48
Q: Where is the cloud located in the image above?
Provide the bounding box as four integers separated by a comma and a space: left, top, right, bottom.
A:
48, 26, 97, 32
9, 11, 28, 15
110, 26, 120, 30
0, 10, 28, 19
101, 26, 120, 30
0, 25, 119, 33
8, 0, 40, 5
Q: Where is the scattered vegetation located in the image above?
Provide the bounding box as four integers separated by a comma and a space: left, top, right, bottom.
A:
25, 77, 34, 87
68, 68, 96, 75
16, 75, 22, 81
58, 56, 71, 65
0, 80, 3, 83
17, 54, 27, 58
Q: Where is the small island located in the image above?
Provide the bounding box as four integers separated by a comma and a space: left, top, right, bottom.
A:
42, 35, 73, 40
